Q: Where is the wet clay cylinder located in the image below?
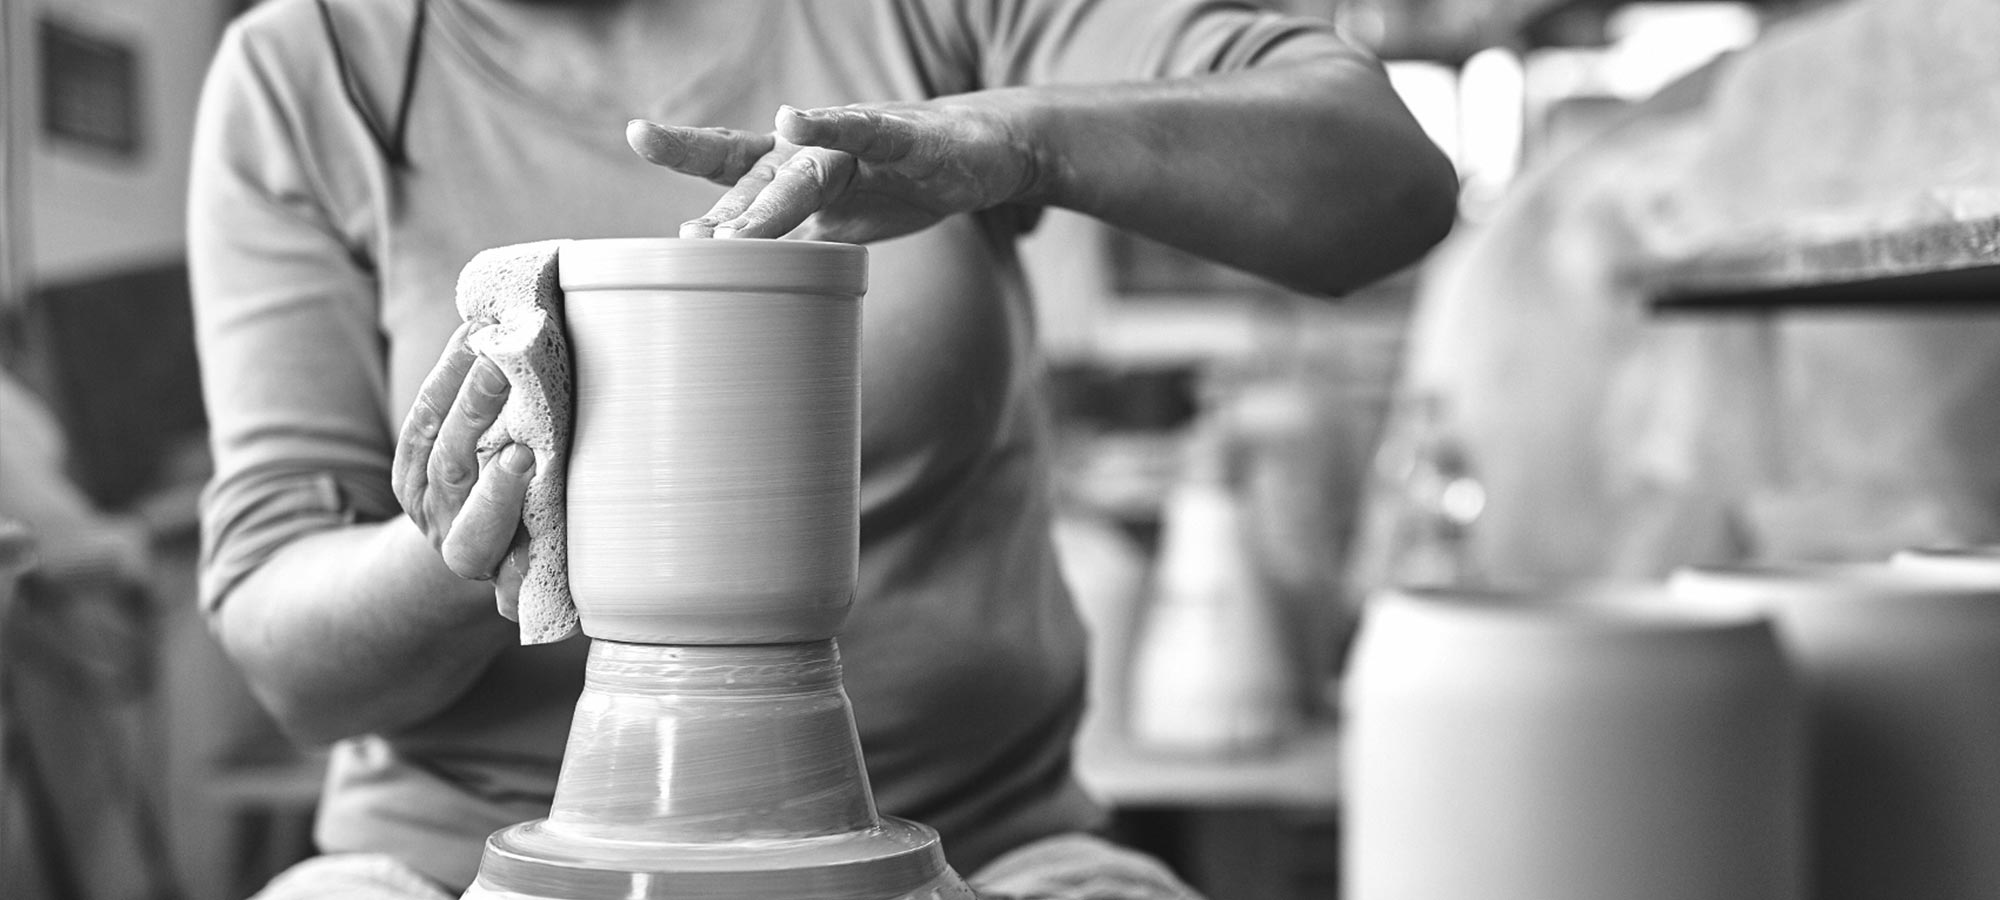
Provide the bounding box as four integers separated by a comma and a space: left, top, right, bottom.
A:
558, 238, 866, 643
462, 239, 974, 900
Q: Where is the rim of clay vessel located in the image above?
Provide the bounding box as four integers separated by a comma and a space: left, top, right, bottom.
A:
1376, 581, 1772, 636
1897, 544, 2000, 560
1893, 545, 2000, 577
559, 238, 868, 295
1676, 560, 2000, 592
1672, 560, 2000, 613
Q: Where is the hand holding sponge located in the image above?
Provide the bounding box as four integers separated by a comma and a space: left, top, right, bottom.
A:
453, 240, 577, 645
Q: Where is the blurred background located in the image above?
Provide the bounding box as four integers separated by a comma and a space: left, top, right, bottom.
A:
5, 0, 1995, 898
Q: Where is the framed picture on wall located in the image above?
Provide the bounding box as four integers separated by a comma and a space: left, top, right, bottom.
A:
39, 17, 141, 159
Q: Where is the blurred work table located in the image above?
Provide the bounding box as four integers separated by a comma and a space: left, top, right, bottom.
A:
1074, 718, 1341, 810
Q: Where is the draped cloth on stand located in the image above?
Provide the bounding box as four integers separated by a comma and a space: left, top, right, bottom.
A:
1354, 0, 2000, 584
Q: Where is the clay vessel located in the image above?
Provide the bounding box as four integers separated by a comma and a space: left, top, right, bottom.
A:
1672, 562, 2000, 900
559, 238, 866, 643
463, 239, 970, 900
1343, 584, 1804, 900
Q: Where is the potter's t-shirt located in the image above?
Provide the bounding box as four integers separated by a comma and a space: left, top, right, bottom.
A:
189, 0, 1361, 889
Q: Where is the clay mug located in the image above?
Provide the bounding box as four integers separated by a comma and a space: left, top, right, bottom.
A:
558, 238, 865, 644
1341, 583, 1804, 900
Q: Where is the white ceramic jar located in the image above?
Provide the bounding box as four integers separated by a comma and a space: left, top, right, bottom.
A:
1672, 562, 2000, 900
1342, 584, 1804, 900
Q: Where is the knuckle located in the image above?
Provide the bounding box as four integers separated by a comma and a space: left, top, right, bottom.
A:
912, 127, 952, 166
449, 396, 497, 434
430, 452, 476, 490
469, 360, 509, 399
403, 398, 444, 441
789, 153, 830, 184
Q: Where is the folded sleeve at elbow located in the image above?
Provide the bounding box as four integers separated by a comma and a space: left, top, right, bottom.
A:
199, 465, 400, 613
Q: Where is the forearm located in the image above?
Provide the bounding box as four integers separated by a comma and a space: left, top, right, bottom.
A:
1002, 55, 1458, 295
213, 515, 516, 744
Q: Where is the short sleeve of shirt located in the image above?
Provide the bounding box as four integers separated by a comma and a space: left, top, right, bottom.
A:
188, 13, 404, 612
927, 0, 1374, 89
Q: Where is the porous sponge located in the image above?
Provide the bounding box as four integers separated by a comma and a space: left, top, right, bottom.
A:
455, 240, 577, 644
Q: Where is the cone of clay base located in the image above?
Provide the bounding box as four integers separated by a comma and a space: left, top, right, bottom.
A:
461, 642, 973, 900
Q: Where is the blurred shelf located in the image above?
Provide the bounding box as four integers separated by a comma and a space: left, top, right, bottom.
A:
1075, 720, 1342, 809
1620, 0, 2000, 313
1647, 212, 2000, 311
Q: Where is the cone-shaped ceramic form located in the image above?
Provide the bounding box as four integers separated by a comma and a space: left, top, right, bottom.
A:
462, 640, 972, 900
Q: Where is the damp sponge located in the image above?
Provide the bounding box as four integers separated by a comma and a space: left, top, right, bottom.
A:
455, 239, 577, 644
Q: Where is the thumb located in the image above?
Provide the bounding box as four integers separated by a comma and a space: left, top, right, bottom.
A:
777, 104, 922, 164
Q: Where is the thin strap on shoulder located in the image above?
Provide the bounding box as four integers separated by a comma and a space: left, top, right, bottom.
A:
314, 0, 429, 168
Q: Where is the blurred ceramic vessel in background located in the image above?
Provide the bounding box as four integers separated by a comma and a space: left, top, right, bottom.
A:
1671, 562, 2000, 900
1342, 583, 1803, 900
1126, 425, 1300, 756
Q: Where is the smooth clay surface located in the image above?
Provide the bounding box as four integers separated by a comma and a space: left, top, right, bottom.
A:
464, 641, 974, 900
559, 239, 866, 643
1671, 563, 2000, 900
547, 641, 877, 842
1343, 585, 1804, 900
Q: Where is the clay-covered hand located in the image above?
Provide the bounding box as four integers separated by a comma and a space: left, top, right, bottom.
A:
627, 100, 1041, 243
392, 321, 533, 619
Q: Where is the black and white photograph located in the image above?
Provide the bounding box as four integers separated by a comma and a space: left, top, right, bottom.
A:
3, 1, 1996, 898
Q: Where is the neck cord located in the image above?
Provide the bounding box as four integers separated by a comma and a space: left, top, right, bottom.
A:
314, 0, 429, 168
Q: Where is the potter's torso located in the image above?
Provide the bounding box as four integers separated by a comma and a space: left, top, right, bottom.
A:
254, 0, 1087, 881
203, 0, 1356, 883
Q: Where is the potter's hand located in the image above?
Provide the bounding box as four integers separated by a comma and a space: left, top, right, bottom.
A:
627, 101, 1041, 243
393, 321, 532, 619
